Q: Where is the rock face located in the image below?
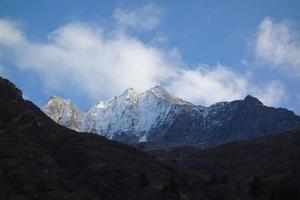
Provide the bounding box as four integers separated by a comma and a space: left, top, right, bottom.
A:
43, 87, 300, 146
161, 95, 300, 146
43, 96, 83, 131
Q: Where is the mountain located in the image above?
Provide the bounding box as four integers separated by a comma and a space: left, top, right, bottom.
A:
0, 77, 171, 199
43, 96, 83, 131
1, 76, 299, 199
43, 87, 300, 146
1, 77, 249, 200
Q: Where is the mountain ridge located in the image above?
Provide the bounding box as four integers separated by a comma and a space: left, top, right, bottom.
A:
1, 76, 300, 199
0, 76, 217, 200
43, 86, 300, 146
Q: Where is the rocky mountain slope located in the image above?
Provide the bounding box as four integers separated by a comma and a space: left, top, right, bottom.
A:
43, 96, 83, 131
43, 86, 300, 146
1, 76, 299, 200
0, 77, 248, 200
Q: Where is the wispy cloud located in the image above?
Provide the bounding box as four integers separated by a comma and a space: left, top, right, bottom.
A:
0, 6, 286, 107
250, 80, 285, 106
167, 64, 285, 106
113, 4, 165, 32
0, 18, 177, 101
255, 17, 300, 78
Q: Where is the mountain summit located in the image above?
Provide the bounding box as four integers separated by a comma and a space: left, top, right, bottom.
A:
148, 85, 192, 105
243, 95, 264, 106
43, 96, 83, 131
43, 87, 300, 146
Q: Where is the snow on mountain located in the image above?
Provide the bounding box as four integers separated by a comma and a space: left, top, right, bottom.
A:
42, 86, 195, 143
82, 88, 140, 139
42, 87, 300, 146
80, 86, 193, 142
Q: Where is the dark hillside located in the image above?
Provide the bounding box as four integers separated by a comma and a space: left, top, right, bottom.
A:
0, 77, 244, 200
152, 128, 300, 199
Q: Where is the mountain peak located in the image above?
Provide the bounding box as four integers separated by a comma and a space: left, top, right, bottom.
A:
48, 96, 70, 102
120, 87, 138, 98
92, 101, 106, 110
150, 85, 166, 91
147, 85, 192, 105
243, 95, 263, 106
119, 88, 139, 103
43, 95, 83, 131
149, 85, 168, 97
122, 87, 137, 94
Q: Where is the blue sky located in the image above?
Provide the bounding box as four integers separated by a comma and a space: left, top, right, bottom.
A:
0, 0, 300, 114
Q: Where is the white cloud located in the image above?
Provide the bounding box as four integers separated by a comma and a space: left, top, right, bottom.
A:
0, 19, 25, 47
0, 20, 176, 100
251, 80, 285, 106
0, 11, 286, 107
166, 64, 285, 106
113, 4, 164, 31
167, 64, 249, 105
255, 17, 300, 77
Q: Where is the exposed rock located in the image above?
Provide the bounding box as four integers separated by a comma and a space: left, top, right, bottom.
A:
42, 96, 83, 131
43, 88, 300, 146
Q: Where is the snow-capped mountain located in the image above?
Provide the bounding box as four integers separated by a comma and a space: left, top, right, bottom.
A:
42, 87, 300, 146
81, 86, 193, 143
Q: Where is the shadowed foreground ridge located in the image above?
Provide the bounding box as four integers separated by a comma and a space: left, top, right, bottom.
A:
0, 77, 247, 200
1, 76, 300, 200
151, 128, 300, 199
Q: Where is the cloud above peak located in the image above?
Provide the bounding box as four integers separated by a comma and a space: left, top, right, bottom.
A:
0, 20, 176, 99
167, 64, 285, 106
0, 9, 286, 107
255, 17, 300, 78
